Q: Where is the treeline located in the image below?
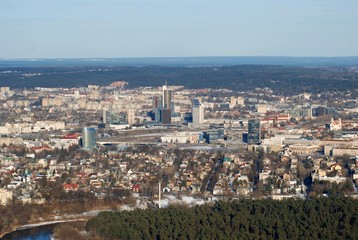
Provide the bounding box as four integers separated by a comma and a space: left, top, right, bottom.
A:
0, 203, 49, 236
1, 65, 358, 95
86, 197, 358, 240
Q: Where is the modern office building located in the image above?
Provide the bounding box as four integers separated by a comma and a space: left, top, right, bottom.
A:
183, 112, 193, 123
161, 84, 172, 124
152, 96, 163, 122
154, 108, 161, 122
170, 102, 176, 117
247, 119, 261, 144
160, 108, 172, 124
192, 100, 204, 124
316, 106, 328, 116
152, 96, 162, 110
202, 129, 225, 144
102, 108, 107, 124
163, 89, 172, 109
301, 106, 312, 118
82, 127, 97, 150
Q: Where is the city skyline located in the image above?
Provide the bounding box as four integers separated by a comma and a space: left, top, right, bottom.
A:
1, 71, 358, 239
1, 0, 358, 58
1, 1, 358, 238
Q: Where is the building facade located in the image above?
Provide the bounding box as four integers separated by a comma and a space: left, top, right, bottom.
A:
192, 98, 204, 124
82, 127, 97, 150
248, 118, 261, 144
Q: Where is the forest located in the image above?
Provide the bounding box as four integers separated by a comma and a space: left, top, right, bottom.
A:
86, 197, 358, 240
1, 65, 358, 95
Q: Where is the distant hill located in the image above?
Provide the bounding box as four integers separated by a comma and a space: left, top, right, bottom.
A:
1, 56, 358, 67
1, 64, 358, 95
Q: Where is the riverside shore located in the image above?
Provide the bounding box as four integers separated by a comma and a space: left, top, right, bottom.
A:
0, 208, 109, 238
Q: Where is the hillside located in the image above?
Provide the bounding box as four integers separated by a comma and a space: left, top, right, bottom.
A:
1, 65, 358, 95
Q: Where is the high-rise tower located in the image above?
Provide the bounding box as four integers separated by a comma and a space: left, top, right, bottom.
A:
161, 84, 172, 124
102, 108, 107, 124
248, 119, 261, 144
192, 98, 204, 124
82, 127, 97, 150
163, 89, 172, 109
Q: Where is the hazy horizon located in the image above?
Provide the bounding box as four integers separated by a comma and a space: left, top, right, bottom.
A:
2, 55, 358, 60
1, 56, 358, 68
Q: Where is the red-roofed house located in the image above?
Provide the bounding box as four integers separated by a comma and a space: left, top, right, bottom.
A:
63, 183, 79, 192
31, 146, 52, 154
132, 184, 141, 193
60, 134, 80, 146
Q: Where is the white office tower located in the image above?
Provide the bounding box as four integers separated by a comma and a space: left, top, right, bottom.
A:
192, 104, 204, 124
114, 91, 119, 101
162, 84, 167, 108
103, 108, 107, 124
74, 90, 80, 99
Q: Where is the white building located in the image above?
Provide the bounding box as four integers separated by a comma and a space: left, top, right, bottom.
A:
230, 96, 244, 108
127, 109, 136, 125
329, 118, 342, 131
0, 189, 12, 205
161, 131, 201, 144
256, 104, 268, 114
192, 104, 204, 124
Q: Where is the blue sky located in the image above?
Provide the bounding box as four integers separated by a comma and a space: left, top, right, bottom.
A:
0, 0, 357, 58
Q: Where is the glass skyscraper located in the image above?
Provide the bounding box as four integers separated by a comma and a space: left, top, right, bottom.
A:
248, 119, 261, 144
82, 127, 97, 150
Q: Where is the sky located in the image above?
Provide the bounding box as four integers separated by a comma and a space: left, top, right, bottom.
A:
0, 0, 357, 58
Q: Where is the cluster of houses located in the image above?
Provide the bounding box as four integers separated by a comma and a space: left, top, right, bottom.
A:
2, 136, 357, 207
1, 84, 358, 207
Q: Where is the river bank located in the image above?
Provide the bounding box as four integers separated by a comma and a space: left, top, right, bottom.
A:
1, 220, 88, 240
1, 195, 216, 239
0, 208, 112, 239
0, 218, 89, 239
